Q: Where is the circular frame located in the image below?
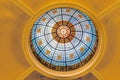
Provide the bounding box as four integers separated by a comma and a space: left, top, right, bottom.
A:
22, 2, 106, 79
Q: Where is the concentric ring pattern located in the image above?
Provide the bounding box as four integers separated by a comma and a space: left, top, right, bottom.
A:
30, 8, 98, 71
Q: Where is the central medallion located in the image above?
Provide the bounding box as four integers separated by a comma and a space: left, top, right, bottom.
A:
52, 21, 76, 43
57, 25, 70, 38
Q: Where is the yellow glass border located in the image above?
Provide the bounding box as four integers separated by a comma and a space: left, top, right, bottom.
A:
22, 2, 106, 79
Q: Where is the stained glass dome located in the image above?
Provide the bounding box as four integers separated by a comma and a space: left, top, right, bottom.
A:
30, 8, 98, 71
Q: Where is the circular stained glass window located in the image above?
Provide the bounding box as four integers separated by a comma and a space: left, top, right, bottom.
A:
30, 8, 98, 71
